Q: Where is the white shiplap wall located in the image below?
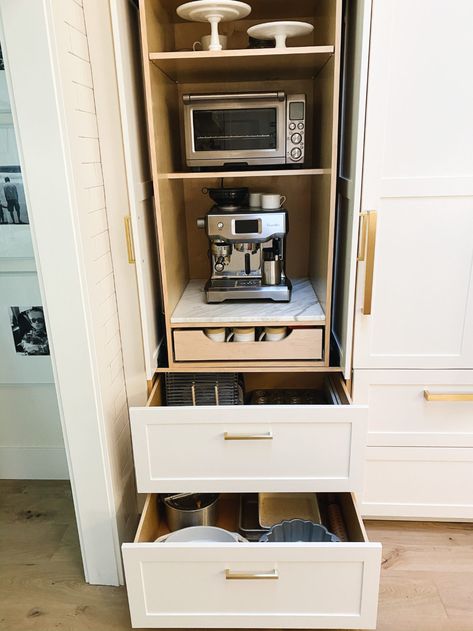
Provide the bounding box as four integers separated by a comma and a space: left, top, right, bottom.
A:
59, 0, 137, 547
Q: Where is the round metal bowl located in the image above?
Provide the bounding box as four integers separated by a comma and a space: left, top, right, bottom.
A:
259, 519, 340, 543
163, 493, 219, 531
156, 526, 246, 543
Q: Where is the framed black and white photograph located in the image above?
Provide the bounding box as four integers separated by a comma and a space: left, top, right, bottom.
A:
10, 306, 49, 356
0, 167, 28, 225
0, 43, 29, 226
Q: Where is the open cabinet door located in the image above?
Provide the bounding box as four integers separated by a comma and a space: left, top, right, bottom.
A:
332, 0, 372, 379
110, 0, 163, 381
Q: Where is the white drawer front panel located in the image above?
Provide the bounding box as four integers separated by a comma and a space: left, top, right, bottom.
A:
123, 544, 381, 629
353, 370, 473, 447
361, 446, 473, 520
130, 404, 367, 492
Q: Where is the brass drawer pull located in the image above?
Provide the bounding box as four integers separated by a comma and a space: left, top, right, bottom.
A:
224, 432, 273, 441
124, 215, 135, 264
424, 390, 473, 402
225, 569, 279, 580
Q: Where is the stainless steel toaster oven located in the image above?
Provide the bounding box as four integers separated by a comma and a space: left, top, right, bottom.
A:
182, 91, 306, 168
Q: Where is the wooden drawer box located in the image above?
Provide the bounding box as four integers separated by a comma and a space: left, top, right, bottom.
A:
122, 493, 381, 629
172, 327, 323, 362
353, 370, 473, 447
130, 373, 367, 493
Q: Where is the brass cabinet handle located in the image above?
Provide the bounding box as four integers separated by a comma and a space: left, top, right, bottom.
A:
225, 569, 279, 580
357, 212, 368, 261
424, 390, 473, 402
359, 210, 377, 315
124, 215, 135, 264
224, 432, 273, 441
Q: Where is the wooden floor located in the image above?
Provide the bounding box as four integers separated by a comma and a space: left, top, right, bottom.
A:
0, 481, 472, 631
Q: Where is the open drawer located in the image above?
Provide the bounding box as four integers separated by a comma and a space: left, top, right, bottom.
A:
173, 327, 323, 362
130, 373, 368, 493
122, 492, 381, 629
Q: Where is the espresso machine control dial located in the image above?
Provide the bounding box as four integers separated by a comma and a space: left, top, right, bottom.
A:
215, 258, 225, 273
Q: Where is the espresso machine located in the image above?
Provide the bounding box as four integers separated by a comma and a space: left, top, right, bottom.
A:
197, 190, 291, 303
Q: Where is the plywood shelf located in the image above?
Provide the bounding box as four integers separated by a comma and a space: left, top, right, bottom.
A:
149, 46, 334, 83
161, 168, 330, 180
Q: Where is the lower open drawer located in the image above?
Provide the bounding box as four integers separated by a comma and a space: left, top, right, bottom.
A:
122, 493, 381, 629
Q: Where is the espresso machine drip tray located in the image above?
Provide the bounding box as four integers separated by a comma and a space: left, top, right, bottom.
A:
205, 277, 292, 302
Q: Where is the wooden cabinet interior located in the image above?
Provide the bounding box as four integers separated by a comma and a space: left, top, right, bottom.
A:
139, 0, 342, 371
134, 492, 367, 543
148, 371, 351, 406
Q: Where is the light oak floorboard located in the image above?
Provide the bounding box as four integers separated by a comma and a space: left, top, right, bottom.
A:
1, 481, 472, 630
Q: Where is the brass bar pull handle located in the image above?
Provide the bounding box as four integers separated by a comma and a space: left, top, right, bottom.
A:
225, 569, 279, 580
424, 391, 473, 402
124, 216, 135, 264
361, 210, 377, 315
357, 211, 368, 261
224, 432, 273, 441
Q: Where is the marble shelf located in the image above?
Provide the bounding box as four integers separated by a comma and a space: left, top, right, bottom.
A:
171, 278, 325, 325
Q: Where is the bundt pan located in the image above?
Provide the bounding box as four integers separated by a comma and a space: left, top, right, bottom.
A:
259, 519, 340, 543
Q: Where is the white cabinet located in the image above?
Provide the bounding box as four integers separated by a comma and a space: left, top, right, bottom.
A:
353, 370, 473, 448
361, 447, 473, 520
117, 0, 383, 626
354, 370, 473, 518
353, 0, 473, 370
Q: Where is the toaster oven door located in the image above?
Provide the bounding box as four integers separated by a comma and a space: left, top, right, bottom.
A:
184, 95, 286, 166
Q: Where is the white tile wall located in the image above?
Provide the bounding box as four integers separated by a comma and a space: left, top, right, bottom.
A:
60, 0, 136, 546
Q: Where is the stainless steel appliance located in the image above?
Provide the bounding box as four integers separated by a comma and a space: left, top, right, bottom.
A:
183, 91, 306, 168
197, 206, 292, 302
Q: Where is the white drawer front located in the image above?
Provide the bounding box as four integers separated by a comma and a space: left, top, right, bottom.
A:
353, 370, 473, 447
123, 544, 380, 629
361, 446, 473, 520
130, 403, 367, 493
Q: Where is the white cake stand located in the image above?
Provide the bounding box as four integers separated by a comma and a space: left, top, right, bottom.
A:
177, 0, 251, 51
247, 21, 314, 49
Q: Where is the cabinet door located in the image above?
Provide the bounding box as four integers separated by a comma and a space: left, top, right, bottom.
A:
110, 0, 163, 380
353, 0, 473, 369
332, 0, 372, 378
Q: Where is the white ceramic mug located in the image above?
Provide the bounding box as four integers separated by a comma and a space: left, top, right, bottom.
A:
249, 192, 263, 207
261, 193, 287, 209
204, 327, 227, 342
227, 327, 255, 343
259, 326, 288, 341
193, 35, 228, 51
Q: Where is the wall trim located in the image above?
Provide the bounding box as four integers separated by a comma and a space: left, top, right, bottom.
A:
0, 0, 122, 586
0, 445, 68, 480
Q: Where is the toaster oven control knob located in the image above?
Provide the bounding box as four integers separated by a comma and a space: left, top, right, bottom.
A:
196, 217, 205, 229
217, 222, 224, 229
289, 122, 296, 130
291, 147, 302, 160
291, 132, 302, 144
298, 122, 304, 130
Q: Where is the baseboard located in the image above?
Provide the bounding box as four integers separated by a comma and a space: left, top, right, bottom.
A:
0, 445, 69, 479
